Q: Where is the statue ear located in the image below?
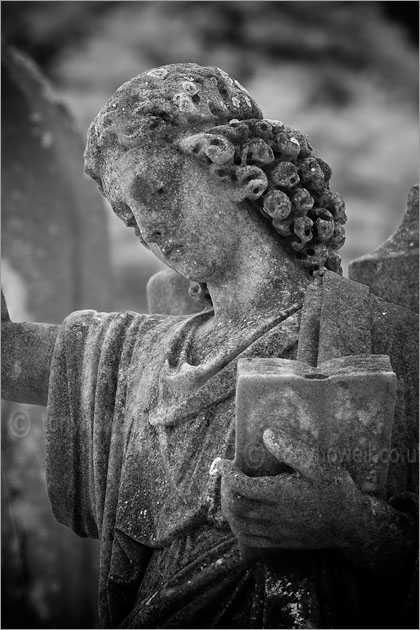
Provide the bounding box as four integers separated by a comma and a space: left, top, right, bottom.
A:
231, 165, 268, 202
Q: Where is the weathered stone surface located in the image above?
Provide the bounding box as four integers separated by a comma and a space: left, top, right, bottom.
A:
2, 62, 418, 629
235, 355, 396, 497
146, 268, 203, 315
349, 184, 419, 313
85, 63, 347, 279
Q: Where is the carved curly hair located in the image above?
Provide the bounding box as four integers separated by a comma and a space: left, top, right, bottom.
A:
84, 63, 346, 276
179, 119, 346, 274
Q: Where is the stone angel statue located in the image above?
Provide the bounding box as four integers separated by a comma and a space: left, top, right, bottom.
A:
2, 63, 418, 629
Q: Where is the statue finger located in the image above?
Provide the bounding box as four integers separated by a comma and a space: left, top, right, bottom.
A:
228, 512, 274, 538
263, 428, 319, 479
216, 459, 280, 503
229, 495, 274, 521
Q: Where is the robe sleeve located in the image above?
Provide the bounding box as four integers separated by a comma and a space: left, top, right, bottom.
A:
45, 309, 147, 538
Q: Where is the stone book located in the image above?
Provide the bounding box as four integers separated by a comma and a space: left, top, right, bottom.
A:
235, 355, 396, 499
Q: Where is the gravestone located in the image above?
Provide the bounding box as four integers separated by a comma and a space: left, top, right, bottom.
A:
2, 45, 111, 629
349, 184, 419, 313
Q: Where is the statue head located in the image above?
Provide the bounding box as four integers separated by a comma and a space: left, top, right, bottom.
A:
85, 63, 346, 279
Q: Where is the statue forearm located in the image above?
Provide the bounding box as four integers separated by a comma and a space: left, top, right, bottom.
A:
2, 321, 59, 406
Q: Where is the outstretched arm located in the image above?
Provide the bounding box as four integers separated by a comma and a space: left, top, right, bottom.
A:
2, 289, 59, 406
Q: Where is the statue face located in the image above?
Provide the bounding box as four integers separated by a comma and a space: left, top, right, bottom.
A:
112, 144, 245, 283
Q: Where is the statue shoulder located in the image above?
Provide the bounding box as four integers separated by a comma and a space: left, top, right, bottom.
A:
54, 309, 184, 374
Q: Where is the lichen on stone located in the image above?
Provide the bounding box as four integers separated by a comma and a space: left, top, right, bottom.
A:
181, 118, 347, 273
84, 62, 347, 274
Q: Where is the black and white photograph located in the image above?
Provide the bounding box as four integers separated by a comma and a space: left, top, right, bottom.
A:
1, 2, 418, 629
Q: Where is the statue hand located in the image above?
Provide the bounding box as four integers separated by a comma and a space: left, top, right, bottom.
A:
216, 429, 363, 551
1, 287, 59, 405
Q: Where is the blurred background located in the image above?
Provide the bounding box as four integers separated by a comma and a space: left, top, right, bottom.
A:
1, 2, 418, 628
3, 0, 419, 314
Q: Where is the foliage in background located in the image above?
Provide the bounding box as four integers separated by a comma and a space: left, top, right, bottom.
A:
2, 1, 418, 312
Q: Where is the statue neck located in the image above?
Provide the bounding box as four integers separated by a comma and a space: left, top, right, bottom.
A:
206, 210, 311, 330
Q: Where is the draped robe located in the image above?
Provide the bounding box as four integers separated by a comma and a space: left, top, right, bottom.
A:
45, 271, 418, 629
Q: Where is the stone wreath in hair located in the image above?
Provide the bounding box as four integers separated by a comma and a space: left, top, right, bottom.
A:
179, 118, 346, 275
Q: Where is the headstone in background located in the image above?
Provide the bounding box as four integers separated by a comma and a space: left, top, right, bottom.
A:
2, 45, 111, 629
349, 185, 419, 313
